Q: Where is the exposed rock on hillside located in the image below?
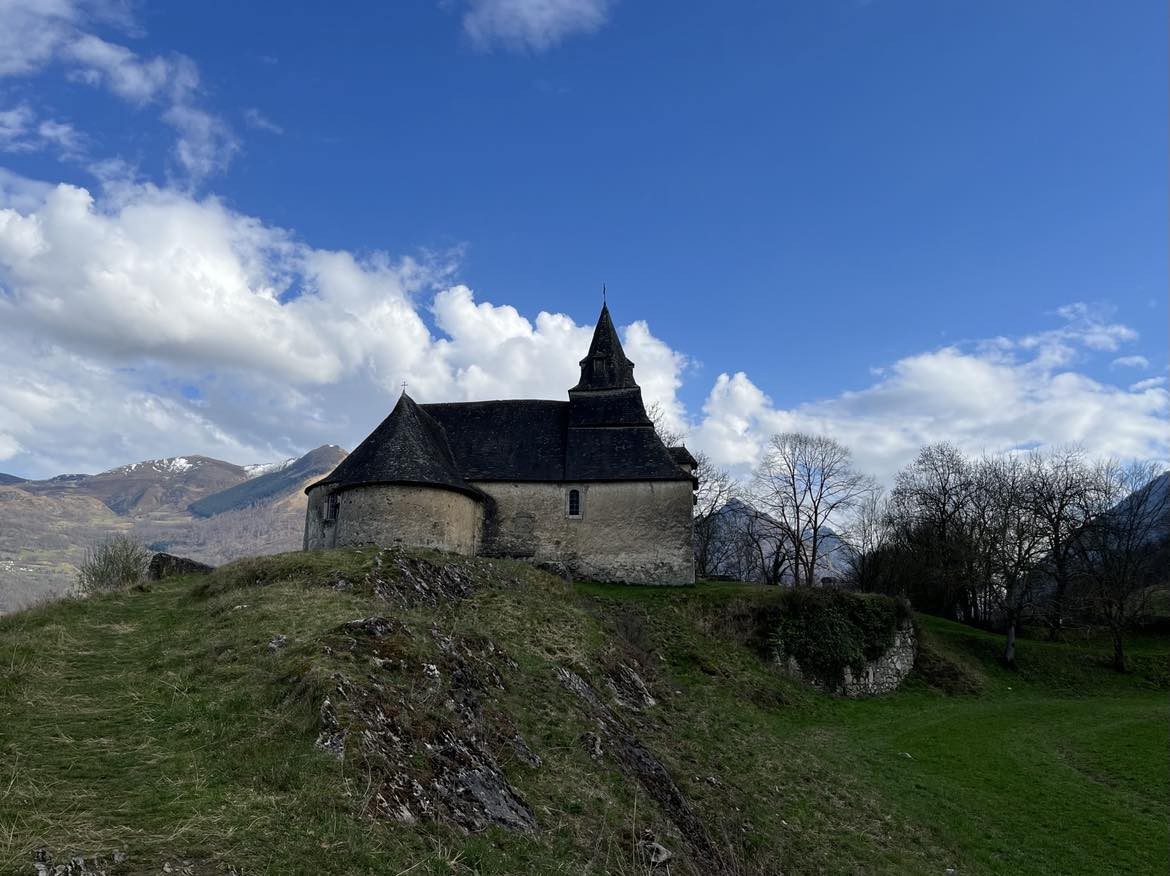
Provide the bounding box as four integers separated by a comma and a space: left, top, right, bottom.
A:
315, 613, 537, 831
557, 666, 721, 868
147, 553, 214, 581
32, 849, 132, 875
363, 548, 481, 606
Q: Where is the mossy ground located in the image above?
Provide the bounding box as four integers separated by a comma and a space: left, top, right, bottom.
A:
1, 549, 1166, 874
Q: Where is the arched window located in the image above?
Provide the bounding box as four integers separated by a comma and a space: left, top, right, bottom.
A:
567, 488, 582, 518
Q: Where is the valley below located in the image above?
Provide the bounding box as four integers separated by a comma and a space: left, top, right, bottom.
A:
0, 446, 346, 612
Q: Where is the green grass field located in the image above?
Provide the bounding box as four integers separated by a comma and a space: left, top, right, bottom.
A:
1, 550, 1166, 875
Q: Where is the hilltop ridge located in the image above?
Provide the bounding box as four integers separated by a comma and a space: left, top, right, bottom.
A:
1, 549, 1165, 875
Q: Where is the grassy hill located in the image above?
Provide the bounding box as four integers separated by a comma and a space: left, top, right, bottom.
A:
1, 550, 1166, 875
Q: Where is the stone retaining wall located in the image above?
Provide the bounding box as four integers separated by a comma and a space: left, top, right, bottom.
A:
783, 623, 916, 697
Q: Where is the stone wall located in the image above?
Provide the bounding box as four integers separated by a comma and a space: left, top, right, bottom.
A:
304, 484, 483, 555
783, 623, 916, 697
476, 480, 694, 585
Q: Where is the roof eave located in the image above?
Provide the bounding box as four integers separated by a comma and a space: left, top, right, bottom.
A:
306, 478, 487, 502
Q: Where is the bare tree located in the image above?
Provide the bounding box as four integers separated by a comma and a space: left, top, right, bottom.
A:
692, 451, 740, 578
751, 433, 874, 588
973, 454, 1049, 666
1071, 461, 1170, 672
887, 443, 978, 620
727, 509, 767, 582
743, 506, 793, 585
1027, 446, 1096, 640
646, 401, 751, 581
646, 401, 686, 448
842, 487, 890, 589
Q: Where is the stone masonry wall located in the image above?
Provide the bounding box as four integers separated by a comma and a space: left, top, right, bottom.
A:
304, 484, 483, 555
783, 623, 917, 697
475, 480, 694, 585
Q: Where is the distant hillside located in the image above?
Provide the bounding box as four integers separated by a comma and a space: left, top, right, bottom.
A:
0, 446, 347, 611
188, 445, 346, 517
708, 498, 855, 584
0, 487, 127, 613
0, 473, 25, 486
18, 455, 250, 515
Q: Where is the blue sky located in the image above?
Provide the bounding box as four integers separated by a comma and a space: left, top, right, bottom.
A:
0, 0, 1166, 480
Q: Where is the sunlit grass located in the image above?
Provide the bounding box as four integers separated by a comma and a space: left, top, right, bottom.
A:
1, 552, 1165, 874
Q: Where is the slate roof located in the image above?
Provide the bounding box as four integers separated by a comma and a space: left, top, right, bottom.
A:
311, 394, 481, 497
571, 303, 638, 391
308, 304, 695, 494
424, 400, 568, 481
564, 426, 691, 481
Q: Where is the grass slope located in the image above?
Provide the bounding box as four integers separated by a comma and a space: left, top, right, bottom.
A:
1, 551, 1166, 875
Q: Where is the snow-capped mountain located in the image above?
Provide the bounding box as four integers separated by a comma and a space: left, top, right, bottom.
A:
244, 458, 297, 479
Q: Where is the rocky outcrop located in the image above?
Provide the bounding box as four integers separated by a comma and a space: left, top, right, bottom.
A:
147, 553, 214, 580
783, 623, 917, 697
556, 666, 723, 870
33, 849, 126, 875
313, 615, 537, 831
363, 548, 480, 606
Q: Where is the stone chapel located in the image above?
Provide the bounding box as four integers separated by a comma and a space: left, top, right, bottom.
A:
303, 303, 697, 584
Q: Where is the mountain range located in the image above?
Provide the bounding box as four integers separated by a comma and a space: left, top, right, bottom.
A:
706, 497, 857, 584
0, 445, 347, 613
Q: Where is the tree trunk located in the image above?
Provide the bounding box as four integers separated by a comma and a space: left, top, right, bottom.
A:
1046, 585, 1065, 641
1111, 628, 1127, 673
1004, 620, 1018, 668
1047, 559, 1068, 642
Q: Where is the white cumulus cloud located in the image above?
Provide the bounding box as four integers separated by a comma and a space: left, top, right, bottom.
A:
1112, 354, 1150, 369
0, 171, 1163, 485
0, 172, 687, 476
460, 0, 614, 51
692, 326, 1168, 484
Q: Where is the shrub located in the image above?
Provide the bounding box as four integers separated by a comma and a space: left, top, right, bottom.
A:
771, 588, 908, 686
77, 534, 150, 594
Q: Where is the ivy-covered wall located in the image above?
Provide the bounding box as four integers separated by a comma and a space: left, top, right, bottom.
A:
770, 589, 916, 697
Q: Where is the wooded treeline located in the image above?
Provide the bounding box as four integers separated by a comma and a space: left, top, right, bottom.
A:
681, 424, 1169, 672
853, 444, 1168, 670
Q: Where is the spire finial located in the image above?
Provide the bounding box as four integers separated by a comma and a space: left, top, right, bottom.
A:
602, 283, 606, 305
400, 380, 408, 395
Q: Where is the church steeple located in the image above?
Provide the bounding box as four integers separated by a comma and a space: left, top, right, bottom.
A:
571, 303, 638, 392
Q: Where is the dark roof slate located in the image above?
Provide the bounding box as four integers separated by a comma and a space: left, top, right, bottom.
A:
312, 394, 480, 497
426, 400, 691, 482
566, 388, 651, 427
308, 304, 694, 493
565, 426, 693, 481
424, 400, 568, 481
571, 303, 638, 391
